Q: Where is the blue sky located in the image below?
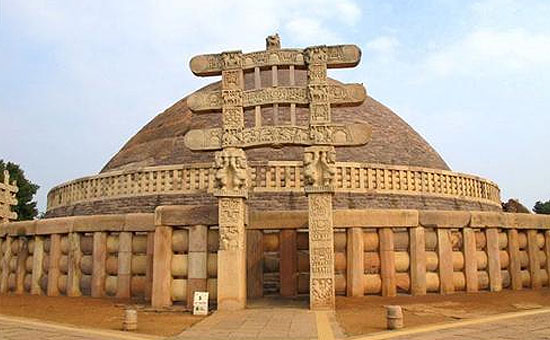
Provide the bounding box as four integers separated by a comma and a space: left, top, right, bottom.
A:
1, 0, 549, 213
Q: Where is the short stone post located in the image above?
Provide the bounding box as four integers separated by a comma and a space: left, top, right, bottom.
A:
379, 228, 396, 297
486, 228, 502, 292
187, 224, 208, 310
15, 238, 29, 294
346, 227, 364, 297
91, 232, 107, 297
246, 230, 264, 299
144, 231, 155, 301
67, 232, 82, 296
409, 226, 426, 296
508, 229, 522, 290
280, 230, 297, 297
117, 231, 133, 298
151, 225, 173, 308
47, 234, 61, 296
0, 236, 12, 293
463, 227, 478, 292
527, 230, 541, 289
31, 236, 45, 295
437, 229, 454, 294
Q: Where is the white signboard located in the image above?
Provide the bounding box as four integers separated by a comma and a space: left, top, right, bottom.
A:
193, 291, 209, 316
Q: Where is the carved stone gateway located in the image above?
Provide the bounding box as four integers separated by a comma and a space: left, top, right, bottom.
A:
0, 170, 18, 223
185, 36, 369, 310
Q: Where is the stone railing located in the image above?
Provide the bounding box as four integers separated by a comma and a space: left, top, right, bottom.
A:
0, 170, 18, 223
2, 208, 550, 308
246, 209, 550, 298
47, 162, 501, 211
0, 211, 219, 307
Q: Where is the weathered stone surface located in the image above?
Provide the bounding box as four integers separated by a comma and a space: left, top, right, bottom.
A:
420, 210, 471, 228
335, 209, 418, 227
101, 74, 450, 173
155, 205, 217, 226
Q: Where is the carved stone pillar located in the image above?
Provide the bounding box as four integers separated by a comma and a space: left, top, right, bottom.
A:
304, 146, 336, 310
214, 149, 248, 309
216, 195, 247, 310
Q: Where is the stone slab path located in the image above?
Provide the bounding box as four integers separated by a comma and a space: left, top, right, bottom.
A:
176, 308, 343, 340
3, 306, 550, 339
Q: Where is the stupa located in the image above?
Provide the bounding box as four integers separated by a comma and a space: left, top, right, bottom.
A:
46, 35, 501, 219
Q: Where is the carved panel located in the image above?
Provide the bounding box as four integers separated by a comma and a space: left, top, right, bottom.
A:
221, 51, 242, 70
189, 45, 361, 76
304, 46, 329, 65
311, 278, 335, 308
308, 64, 327, 84
218, 197, 245, 250
222, 107, 244, 130
184, 124, 371, 150
308, 192, 335, 309
304, 147, 336, 189
222, 70, 242, 90
310, 103, 331, 124
187, 84, 366, 112
222, 90, 243, 107
213, 148, 248, 195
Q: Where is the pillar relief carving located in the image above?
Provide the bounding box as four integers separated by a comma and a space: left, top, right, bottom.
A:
303, 146, 336, 191
218, 197, 245, 250
213, 148, 248, 197
308, 192, 335, 309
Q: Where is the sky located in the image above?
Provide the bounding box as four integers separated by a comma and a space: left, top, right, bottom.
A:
1, 0, 549, 213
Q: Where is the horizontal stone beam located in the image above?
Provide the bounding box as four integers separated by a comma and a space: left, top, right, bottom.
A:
154, 205, 218, 227
471, 211, 550, 229
334, 209, 419, 227
187, 84, 366, 112
184, 123, 372, 151
0, 213, 155, 236
419, 210, 471, 228
189, 45, 361, 76
248, 209, 418, 229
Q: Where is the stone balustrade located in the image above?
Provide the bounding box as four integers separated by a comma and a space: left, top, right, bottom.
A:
4, 207, 546, 308
47, 162, 501, 211
246, 209, 550, 298
0, 212, 219, 304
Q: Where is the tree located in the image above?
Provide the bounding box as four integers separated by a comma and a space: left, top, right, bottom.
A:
0, 160, 39, 221
534, 200, 550, 215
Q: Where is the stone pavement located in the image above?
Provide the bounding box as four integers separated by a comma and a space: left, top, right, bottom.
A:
175, 308, 343, 340
0, 314, 161, 340
3, 306, 550, 340
358, 308, 550, 340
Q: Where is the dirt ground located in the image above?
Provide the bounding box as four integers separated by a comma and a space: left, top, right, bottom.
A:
336, 290, 550, 336
0, 294, 204, 336
3, 291, 550, 337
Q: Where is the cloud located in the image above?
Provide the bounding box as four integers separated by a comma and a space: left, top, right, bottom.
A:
424, 28, 550, 77
366, 36, 400, 55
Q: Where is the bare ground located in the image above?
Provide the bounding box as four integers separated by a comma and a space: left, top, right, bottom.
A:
0, 294, 204, 336
336, 290, 550, 336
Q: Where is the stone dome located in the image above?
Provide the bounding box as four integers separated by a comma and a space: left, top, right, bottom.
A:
102, 70, 449, 172
46, 68, 501, 218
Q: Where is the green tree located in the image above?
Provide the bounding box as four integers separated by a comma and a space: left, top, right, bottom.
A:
533, 200, 550, 215
0, 160, 39, 220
